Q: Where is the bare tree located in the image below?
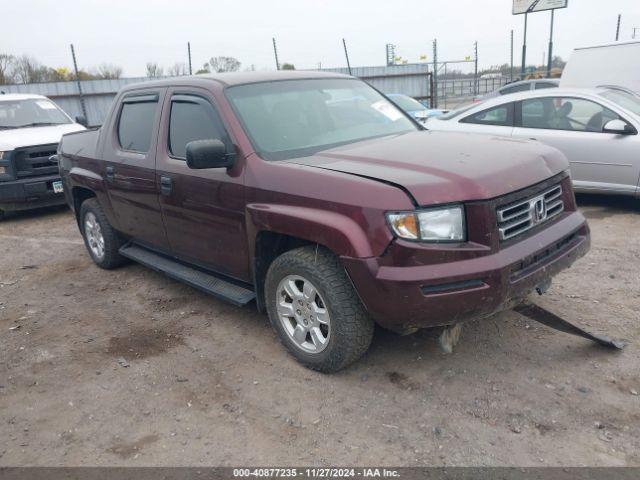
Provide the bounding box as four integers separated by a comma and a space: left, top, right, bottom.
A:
145, 62, 164, 78
208, 56, 241, 73
195, 63, 211, 75
12, 55, 50, 83
0, 54, 16, 85
167, 62, 187, 76
95, 63, 123, 79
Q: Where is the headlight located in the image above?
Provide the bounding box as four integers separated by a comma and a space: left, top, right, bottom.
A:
0, 151, 6, 160
387, 205, 465, 242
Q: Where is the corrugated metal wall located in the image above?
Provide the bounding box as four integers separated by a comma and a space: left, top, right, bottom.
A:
1, 65, 432, 126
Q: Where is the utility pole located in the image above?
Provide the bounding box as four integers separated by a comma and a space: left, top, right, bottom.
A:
521, 12, 528, 77
432, 39, 438, 108
616, 14, 621, 41
473, 41, 478, 97
272, 37, 280, 70
633, 27, 638, 39
187, 42, 192, 75
547, 9, 555, 77
510, 30, 514, 82
69, 44, 87, 123
342, 38, 352, 75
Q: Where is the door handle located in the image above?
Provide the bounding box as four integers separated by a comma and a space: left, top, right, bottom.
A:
105, 166, 115, 182
160, 175, 172, 195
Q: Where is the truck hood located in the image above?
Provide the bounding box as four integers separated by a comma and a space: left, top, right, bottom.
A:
286, 131, 568, 205
0, 123, 85, 151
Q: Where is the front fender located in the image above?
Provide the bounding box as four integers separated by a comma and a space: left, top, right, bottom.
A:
246, 203, 384, 259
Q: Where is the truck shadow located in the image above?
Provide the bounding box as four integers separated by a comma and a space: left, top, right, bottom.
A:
576, 193, 638, 220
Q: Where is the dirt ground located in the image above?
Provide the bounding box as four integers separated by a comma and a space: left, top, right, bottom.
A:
1, 194, 639, 467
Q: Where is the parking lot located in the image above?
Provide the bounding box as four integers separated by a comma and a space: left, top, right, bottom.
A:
0, 194, 639, 466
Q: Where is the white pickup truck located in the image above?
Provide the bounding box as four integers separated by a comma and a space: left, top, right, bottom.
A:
0, 93, 85, 219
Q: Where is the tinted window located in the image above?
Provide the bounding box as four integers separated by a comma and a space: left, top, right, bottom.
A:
534, 82, 557, 90
169, 97, 228, 159
461, 104, 513, 126
500, 83, 531, 95
521, 97, 619, 132
118, 99, 157, 152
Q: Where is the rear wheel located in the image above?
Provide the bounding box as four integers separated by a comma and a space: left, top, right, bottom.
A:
80, 198, 126, 269
265, 246, 374, 372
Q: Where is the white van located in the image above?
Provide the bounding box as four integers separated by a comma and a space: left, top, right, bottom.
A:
561, 41, 640, 94
0, 93, 85, 219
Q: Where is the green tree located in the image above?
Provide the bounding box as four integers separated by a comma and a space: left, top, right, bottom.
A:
281, 63, 295, 70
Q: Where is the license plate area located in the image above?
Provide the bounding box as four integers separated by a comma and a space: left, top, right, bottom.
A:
52, 180, 64, 193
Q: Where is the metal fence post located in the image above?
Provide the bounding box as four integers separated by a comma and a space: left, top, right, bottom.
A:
432, 39, 438, 108
474, 41, 478, 97
187, 42, 193, 75
70, 44, 88, 123
272, 38, 280, 70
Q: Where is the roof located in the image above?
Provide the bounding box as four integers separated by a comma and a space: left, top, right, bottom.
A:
120, 70, 353, 92
0, 93, 47, 101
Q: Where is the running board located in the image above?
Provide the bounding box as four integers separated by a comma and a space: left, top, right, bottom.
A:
514, 302, 625, 350
119, 244, 255, 307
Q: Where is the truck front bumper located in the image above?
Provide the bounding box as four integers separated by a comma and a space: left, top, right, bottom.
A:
342, 211, 590, 332
0, 174, 66, 212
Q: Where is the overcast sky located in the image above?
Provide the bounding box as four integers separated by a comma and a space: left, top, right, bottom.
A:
5, 0, 640, 76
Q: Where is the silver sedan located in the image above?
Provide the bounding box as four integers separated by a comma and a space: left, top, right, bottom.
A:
427, 87, 640, 197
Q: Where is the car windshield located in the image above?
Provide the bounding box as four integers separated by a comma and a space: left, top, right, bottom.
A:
599, 89, 640, 116
225, 78, 417, 160
438, 103, 478, 120
389, 94, 425, 112
0, 98, 71, 129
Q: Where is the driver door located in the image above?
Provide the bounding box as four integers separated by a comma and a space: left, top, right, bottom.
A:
512, 96, 640, 195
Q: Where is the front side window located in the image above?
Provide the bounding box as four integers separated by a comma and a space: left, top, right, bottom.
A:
0, 98, 70, 129
225, 78, 417, 160
521, 97, 619, 132
117, 95, 158, 152
461, 104, 513, 126
168, 96, 228, 159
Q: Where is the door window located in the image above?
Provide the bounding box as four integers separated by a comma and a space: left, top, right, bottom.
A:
461, 104, 514, 126
534, 82, 557, 90
117, 94, 158, 152
168, 95, 229, 159
521, 97, 619, 132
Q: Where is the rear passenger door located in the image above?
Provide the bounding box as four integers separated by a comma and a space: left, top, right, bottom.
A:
156, 88, 250, 282
102, 89, 170, 251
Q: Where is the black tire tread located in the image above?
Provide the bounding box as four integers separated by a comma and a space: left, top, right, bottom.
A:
79, 198, 127, 269
265, 245, 374, 373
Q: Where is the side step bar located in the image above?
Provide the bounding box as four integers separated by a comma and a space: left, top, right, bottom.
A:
119, 244, 256, 307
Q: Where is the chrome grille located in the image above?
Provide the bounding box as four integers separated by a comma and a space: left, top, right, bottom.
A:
497, 184, 564, 241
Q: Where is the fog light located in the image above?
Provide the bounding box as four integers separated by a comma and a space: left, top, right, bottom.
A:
0, 166, 6, 174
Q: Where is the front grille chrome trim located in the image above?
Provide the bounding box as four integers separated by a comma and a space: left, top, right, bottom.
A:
497, 185, 564, 241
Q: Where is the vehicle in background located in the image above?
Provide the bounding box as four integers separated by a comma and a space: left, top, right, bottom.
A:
476, 79, 560, 102
386, 93, 447, 122
561, 41, 640, 95
58, 71, 589, 372
427, 87, 640, 197
0, 93, 86, 219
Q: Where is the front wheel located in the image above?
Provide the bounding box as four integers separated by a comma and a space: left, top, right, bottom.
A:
265, 246, 374, 373
80, 198, 126, 269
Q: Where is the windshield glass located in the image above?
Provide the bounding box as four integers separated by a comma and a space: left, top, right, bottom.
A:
0, 98, 71, 129
389, 94, 425, 112
225, 78, 417, 160
599, 89, 640, 116
438, 103, 478, 120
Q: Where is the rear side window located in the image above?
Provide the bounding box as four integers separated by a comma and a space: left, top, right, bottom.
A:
168, 95, 229, 159
117, 94, 158, 153
535, 82, 557, 90
461, 103, 514, 126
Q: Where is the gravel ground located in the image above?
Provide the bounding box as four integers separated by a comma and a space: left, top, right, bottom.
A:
0, 194, 639, 467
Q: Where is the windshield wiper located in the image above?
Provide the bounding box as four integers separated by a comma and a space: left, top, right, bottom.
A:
13, 122, 65, 128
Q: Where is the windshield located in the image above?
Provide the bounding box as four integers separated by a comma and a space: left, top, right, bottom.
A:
389, 94, 425, 112
0, 98, 71, 129
599, 89, 640, 117
438, 103, 478, 120
225, 78, 417, 160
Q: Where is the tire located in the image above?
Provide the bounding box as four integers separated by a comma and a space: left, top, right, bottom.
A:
265, 245, 374, 373
79, 198, 127, 269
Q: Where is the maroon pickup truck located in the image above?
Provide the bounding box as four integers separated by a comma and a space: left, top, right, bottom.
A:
58, 71, 590, 372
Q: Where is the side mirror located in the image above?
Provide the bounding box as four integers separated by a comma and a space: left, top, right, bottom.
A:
603, 119, 636, 135
75, 115, 88, 127
186, 139, 234, 169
